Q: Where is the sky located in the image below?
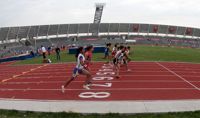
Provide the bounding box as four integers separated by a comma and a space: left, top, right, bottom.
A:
0, 0, 200, 28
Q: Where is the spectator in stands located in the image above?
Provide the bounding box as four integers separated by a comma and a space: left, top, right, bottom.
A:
55, 46, 61, 61
41, 45, 46, 59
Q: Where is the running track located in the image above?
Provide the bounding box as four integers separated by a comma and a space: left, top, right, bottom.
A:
1, 61, 200, 101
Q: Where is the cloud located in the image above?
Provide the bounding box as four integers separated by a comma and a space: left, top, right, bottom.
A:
0, 0, 200, 28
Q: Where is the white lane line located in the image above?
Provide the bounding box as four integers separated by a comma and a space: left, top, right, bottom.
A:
16, 75, 175, 78
3, 80, 200, 84
13, 75, 200, 80
156, 62, 200, 91
10, 70, 200, 75
2, 69, 200, 75
15, 70, 168, 73
0, 88, 196, 91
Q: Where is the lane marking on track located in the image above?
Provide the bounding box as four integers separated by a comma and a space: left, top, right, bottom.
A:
14, 74, 200, 79
13, 70, 200, 75
156, 62, 200, 91
0, 88, 196, 91
0, 64, 49, 83
2, 68, 200, 74
15, 75, 175, 78
2, 70, 200, 77
0, 66, 200, 73
20, 66, 200, 72
3, 80, 200, 84
9, 60, 200, 65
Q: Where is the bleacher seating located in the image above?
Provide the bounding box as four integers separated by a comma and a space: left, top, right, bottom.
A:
1, 23, 200, 59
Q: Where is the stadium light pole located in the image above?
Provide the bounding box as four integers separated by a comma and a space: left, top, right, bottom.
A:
93, 3, 105, 24
93, 3, 106, 36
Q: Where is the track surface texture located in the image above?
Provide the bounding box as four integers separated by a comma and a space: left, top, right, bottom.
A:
1, 61, 200, 101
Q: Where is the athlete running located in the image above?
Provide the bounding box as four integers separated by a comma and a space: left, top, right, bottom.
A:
61, 47, 92, 93
84, 45, 94, 71
113, 45, 125, 79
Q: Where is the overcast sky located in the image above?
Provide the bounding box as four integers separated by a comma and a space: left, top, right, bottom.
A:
0, 0, 200, 28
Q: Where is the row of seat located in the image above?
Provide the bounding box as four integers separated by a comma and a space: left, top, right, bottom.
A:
1, 23, 200, 42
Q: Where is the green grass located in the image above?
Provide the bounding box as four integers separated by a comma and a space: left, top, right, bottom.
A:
133, 45, 200, 62
1, 110, 200, 118
15, 45, 200, 65
15, 51, 106, 65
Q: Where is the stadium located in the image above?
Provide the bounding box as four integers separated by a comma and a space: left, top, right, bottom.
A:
1, 23, 200, 58
1, 1, 200, 118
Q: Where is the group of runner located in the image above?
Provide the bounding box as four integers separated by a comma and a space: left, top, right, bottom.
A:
61, 43, 131, 92
112, 44, 131, 78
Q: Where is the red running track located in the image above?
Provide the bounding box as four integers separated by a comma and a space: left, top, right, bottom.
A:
1, 61, 200, 101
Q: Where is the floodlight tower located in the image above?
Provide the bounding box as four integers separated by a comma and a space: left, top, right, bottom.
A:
93, 3, 105, 24
92, 3, 105, 36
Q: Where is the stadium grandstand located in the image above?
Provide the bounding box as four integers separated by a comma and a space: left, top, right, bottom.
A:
1, 23, 200, 59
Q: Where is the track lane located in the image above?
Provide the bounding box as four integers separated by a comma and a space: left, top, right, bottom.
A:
0, 81, 193, 90
0, 89, 200, 100
1, 62, 200, 100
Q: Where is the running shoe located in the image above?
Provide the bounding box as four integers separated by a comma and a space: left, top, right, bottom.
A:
61, 85, 65, 93
127, 69, 131, 72
83, 84, 91, 90
87, 82, 93, 86
115, 75, 120, 79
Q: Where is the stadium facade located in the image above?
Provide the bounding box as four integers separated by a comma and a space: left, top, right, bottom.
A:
0, 23, 199, 43
1, 23, 200, 58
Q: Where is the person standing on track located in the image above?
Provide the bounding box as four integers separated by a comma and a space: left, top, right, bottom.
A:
41, 45, 46, 60
103, 43, 111, 60
61, 47, 92, 93
47, 46, 51, 56
55, 46, 61, 61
